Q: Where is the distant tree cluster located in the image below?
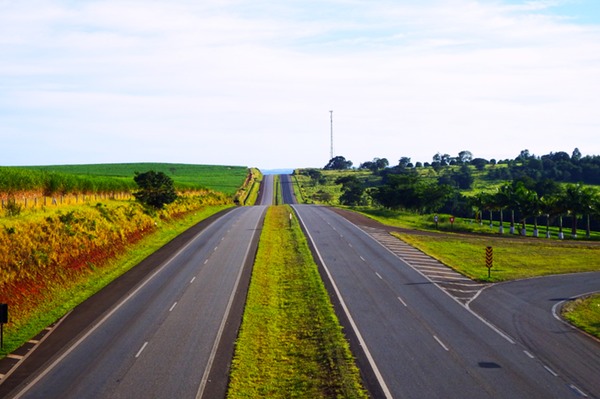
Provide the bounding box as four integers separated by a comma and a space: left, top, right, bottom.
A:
326, 147, 600, 186
487, 148, 600, 185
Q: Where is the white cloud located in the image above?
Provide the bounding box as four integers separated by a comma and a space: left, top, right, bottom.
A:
1, 0, 599, 168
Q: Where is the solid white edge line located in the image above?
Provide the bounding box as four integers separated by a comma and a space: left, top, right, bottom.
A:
195, 207, 265, 399
135, 342, 148, 358
292, 205, 394, 399
12, 208, 240, 399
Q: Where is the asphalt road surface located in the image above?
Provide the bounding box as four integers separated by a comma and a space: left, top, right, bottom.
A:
6, 206, 267, 399
256, 174, 274, 205
469, 273, 600, 398
292, 204, 595, 398
279, 174, 297, 204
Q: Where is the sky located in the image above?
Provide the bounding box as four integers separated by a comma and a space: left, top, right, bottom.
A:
1, 0, 599, 170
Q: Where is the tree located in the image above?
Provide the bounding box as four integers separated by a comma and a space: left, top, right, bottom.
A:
469, 192, 488, 225
335, 176, 365, 206
471, 158, 488, 171
371, 174, 453, 213
398, 157, 411, 169
324, 156, 353, 170
516, 149, 531, 162
440, 154, 452, 166
511, 182, 538, 236
359, 158, 388, 172
375, 158, 389, 170
133, 170, 178, 209
458, 150, 473, 164
558, 184, 597, 238
304, 169, 326, 186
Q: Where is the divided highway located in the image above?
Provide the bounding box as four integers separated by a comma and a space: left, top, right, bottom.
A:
6, 206, 267, 399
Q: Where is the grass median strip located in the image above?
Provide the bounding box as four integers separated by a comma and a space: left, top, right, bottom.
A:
227, 205, 367, 399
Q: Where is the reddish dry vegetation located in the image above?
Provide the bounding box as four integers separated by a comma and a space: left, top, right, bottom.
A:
0, 209, 156, 329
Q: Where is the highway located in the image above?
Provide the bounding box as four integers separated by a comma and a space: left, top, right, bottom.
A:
291, 203, 595, 398
7, 205, 267, 399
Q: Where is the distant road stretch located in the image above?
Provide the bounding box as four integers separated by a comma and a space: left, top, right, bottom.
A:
9, 206, 267, 399
256, 174, 274, 205
279, 174, 297, 204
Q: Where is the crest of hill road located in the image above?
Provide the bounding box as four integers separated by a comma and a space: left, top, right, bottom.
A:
1, 149, 600, 356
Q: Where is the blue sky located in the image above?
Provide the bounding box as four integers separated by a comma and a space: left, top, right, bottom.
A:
1, 0, 599, 170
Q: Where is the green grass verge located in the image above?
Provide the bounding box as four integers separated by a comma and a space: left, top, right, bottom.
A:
562, 294, 600, 339
0, 205, 232, 357
394, 232, 600, 282
227, 206, 367, 399
242, 169, 262, 205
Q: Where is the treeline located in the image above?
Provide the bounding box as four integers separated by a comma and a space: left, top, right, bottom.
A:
486, 149, 600, 185
348, 148, 600, 186
308, 148, 600, 238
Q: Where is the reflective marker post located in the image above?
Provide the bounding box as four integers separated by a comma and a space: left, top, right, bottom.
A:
485, 246, 493, 279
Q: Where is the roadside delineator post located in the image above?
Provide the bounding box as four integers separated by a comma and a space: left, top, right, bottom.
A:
485, 246, 493, 279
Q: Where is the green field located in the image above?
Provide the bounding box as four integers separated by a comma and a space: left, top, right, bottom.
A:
16, 163, 249, 194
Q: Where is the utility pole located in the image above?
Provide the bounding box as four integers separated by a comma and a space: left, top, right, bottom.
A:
329, 110, 333, 160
